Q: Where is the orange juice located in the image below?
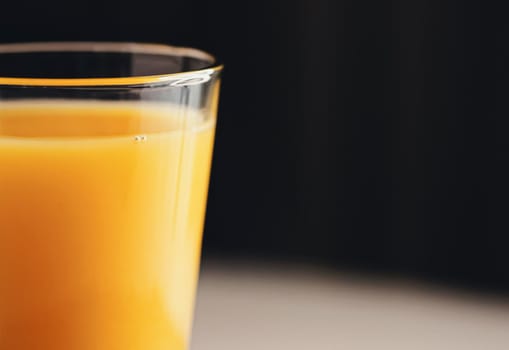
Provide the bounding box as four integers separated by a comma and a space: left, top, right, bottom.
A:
0, 101, 215, 350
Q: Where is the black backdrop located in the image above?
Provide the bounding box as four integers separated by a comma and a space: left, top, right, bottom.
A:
1, 0, 508, 292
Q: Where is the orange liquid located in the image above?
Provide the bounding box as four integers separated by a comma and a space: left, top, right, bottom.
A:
0, 101, 215, 350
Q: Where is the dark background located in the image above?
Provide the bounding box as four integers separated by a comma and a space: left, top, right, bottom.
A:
1, 0, 508, 293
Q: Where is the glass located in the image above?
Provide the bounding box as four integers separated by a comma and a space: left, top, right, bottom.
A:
0, 42, 222, 350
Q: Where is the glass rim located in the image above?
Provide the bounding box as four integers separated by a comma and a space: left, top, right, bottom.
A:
0, 41, 223, 88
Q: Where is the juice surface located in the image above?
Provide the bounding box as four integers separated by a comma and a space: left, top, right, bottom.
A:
0, 101, 215, 350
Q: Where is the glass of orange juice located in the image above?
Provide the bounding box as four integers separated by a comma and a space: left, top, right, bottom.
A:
0, 42, 222, 350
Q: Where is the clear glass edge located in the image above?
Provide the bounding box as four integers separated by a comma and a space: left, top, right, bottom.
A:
0, 42, 223, 88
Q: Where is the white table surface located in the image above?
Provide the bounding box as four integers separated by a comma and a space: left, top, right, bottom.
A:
191, 261, 509, 350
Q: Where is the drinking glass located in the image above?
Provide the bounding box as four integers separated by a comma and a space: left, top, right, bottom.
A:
0, 42, 222, 350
